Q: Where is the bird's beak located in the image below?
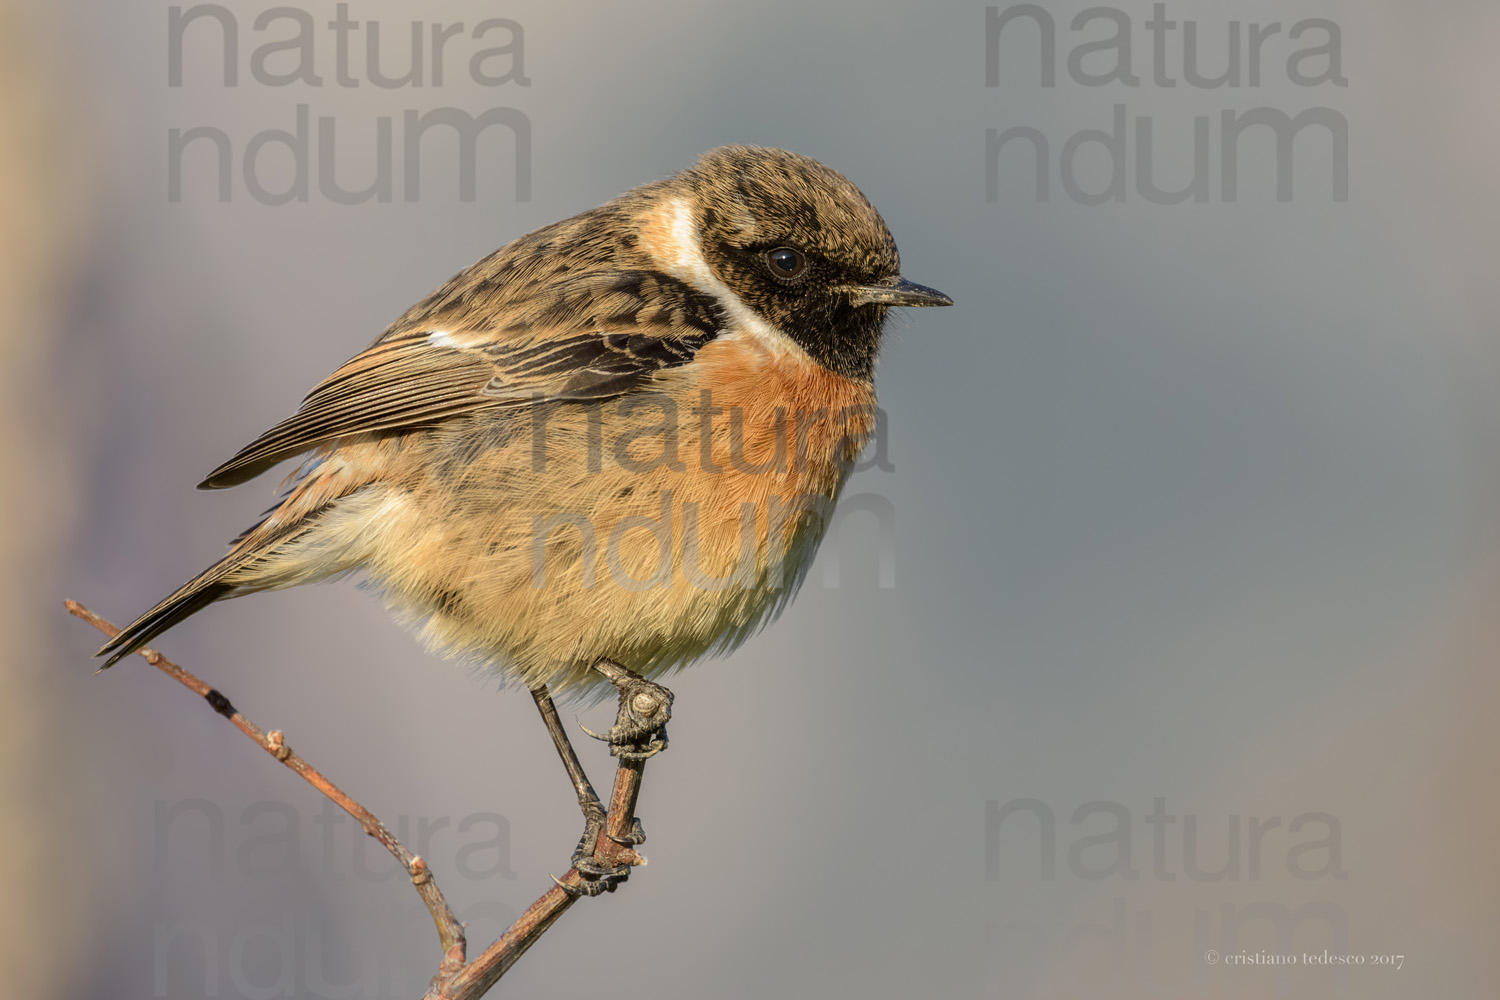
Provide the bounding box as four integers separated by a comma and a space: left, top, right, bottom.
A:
846, 276, 954, 308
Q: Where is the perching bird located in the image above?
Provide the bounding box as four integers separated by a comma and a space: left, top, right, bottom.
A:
97, 146, 952, 698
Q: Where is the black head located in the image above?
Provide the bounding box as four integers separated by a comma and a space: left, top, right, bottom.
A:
684, 145, 951, 382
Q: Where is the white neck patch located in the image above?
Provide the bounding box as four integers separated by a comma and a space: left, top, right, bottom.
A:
649, 197, 815, 367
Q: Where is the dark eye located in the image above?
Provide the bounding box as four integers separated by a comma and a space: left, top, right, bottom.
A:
765, 247, 806, 279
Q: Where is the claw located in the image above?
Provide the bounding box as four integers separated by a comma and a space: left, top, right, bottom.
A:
608, 817, 647, 846
577, 721, 612, 743
552, 872, 612, 898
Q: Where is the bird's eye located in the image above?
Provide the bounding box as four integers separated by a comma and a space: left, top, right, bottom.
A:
765, 247, 806, 279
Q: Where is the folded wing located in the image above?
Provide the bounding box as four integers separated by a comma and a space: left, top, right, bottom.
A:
198, 270, 723, 489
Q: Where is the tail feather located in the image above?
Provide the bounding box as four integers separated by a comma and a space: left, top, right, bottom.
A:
95, 512, 314, 667
97, 460, 380, 666
96, 574, 237, 666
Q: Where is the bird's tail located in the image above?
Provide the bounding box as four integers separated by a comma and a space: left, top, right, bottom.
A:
95, 566, 238, 667
95, 490, 367, 667
97, 432, 398, 668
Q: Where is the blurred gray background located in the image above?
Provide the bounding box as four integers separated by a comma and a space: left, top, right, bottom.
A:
7, 1, 1499, 997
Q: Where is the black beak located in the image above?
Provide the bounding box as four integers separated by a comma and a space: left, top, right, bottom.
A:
847, 276, 953, 308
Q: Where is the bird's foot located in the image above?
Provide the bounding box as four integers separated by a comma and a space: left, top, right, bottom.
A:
583, 661, 673, 760
558, 812, 648, 897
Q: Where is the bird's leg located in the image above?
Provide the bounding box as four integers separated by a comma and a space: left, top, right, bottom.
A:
532, 664, 673, 897
531, 686, 606, 823
531, 687, 623, 893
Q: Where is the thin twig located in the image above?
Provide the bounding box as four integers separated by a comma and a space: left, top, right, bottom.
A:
64, 600, 467, 975
68, 599, 662, 1000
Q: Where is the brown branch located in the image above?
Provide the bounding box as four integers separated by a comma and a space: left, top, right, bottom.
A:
67, 599, 662, 1000
66, 600, 468, 973
434, 759, 649, 998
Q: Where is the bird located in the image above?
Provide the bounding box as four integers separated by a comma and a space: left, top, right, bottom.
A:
97, 145, 952, 698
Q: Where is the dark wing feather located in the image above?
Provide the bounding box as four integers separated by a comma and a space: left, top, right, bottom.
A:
482, 329, 718, 402
198, 271, 723, 489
